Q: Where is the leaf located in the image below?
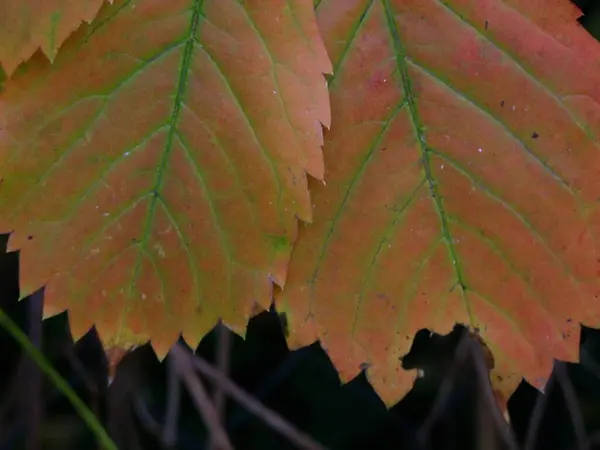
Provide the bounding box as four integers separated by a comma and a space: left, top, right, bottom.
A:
276, 0, 600, 406
0, 0, 331, 356
0, 0, 111, 76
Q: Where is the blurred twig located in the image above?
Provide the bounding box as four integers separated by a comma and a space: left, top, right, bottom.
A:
554, 362, 587, 450
470, 337, 518, 450
22, 290, 43, 450
210, 321, 231, 450
162, 355, 181, 447
133, 393, 163, 438
418, 329, 518, 450
0, 305, 117, 450
525, 362, 589, 450
171, 344, 233, 450
182, 342, 327, 450
524, 368, 554, 450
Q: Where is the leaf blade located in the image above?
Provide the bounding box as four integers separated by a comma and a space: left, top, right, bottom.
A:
0, 0, 331, 355
277, 0, 600, 405
0, 0, 112, 76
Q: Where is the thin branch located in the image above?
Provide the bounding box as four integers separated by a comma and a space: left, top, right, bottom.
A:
23, 290, 44, 450
210, 322, 231, 450
170, 344, 233, 450
180, 342, 327, 450
134, 394, 163, 438
524, 372, 552, 450
418, 331, 518, 449
65, 347, 102, 418
228, 347, 308, 432
586, 430, 600, 447
162, 355, 181, 447
469, 339, 519, 450
553, 362, 587, 450
0, 305, 117, 450
418, 328, 471, 443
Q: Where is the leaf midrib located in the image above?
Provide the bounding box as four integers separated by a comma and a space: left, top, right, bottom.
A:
118, 0, 204, 341
382, 0, 471, 319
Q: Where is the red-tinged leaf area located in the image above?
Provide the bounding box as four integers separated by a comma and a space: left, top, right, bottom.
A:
0, 0, 110, 77
0, 0, 331, 356
276, 0, 600, 406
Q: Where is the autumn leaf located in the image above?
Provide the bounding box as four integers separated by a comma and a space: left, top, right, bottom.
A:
0, 0, 111, 76
276, 0, 600, 406
0, 0, 331, 356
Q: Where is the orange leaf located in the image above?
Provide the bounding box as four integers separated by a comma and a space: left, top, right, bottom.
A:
0, 0, 331, 356
0, 0, 111, 76
277, 0, 600, 406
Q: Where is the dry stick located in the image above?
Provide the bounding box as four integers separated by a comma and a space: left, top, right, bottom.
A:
553, 362, 588, 450
469, 340, 519, 450
181, 342, 327, 450
580, 346, 600, 380
0, 305, 117, 450
134, 394, 164, 438
574, 349, 600, 449
65, 348, 101, 415
417, 329, 472, 445
523, 370, 553, 450
210, 322, 232, 450
63, 330, 108, 425
162, 355, 181, 447
475, 386, 500, 450
417, 332, 518, 449
170, 344, 233, 450
587, 430, 600, 447
22, 290, 44, 450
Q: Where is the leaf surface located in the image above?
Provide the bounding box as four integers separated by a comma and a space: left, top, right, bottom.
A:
0, 0, 331, 355
277, 0, 600, 405
0, 0, 110, 76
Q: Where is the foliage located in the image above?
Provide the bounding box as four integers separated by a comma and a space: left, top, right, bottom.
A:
0, 0, 110, 75
2, 0, 600, 409
3, 240, 600, 449
0, 0, 331, 358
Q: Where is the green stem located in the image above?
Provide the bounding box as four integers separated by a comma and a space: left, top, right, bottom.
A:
0, 306, 118, 450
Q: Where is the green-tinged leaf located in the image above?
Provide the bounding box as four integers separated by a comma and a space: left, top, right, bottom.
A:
0, 0, 331, 356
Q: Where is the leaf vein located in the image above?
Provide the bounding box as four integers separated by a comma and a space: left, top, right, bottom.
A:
436, 0, 596, 143
176, 132, 233, 307
156, 196, 203, 312
12, 39, 187, 216
327, 0, 375, 86
387, 237, 444, 377
382, 0, 470, 319
180, 103, 261, 237
407, 58, 574, 195
349, 178, 426, 343
194, 40, 284, 215
430, 146, 583, 288
306, 98, 408, 317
